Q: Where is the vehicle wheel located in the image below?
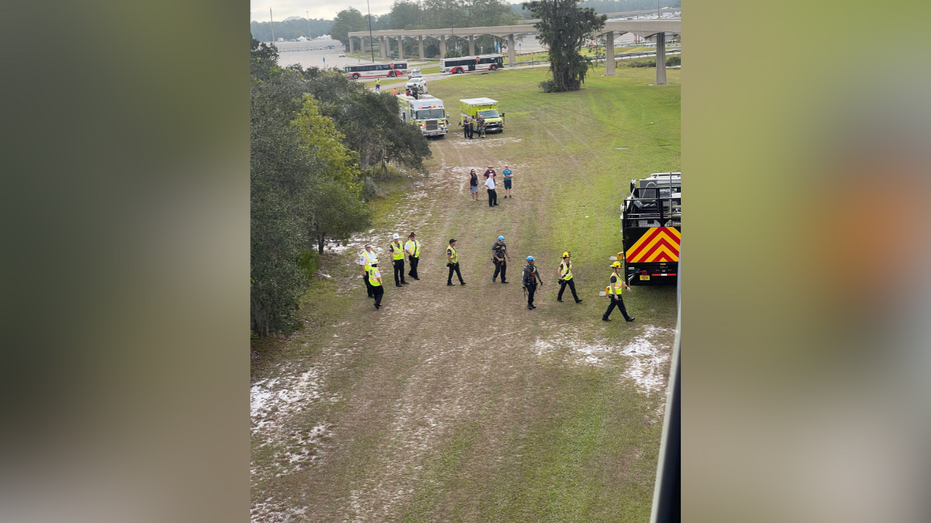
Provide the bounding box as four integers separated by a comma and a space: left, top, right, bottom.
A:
490, 65, 497, 71
352, 73, 359, 79
389, 71, 396, 77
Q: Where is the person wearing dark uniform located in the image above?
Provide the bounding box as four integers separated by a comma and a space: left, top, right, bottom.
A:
556, 251, 582, 303
368, 262, 384, 309
405, 232, 421, 280
359, 243, 378, 298
602, 261, 635, 322
446, 238, 466, 286
463, 116, 473, 139
389, 233, 408, 287
491, 236, 510, 283
522, 256, 542, 310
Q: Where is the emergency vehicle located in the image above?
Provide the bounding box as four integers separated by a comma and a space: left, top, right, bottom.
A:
620, 172, 681, 285
458, 98, 504, 133
397, 95, 448, 137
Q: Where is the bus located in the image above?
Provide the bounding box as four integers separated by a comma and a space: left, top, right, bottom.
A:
440, 54, 504, 74
344, 61, 408, 80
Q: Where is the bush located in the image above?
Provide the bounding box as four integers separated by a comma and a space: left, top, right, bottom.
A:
666, 54, 681, 66
361, 176, 380, 201
297, 249, 319, 280
538, 79, 562, 93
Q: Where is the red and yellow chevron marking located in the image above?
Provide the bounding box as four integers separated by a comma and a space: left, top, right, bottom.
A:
626, 227, 681, 263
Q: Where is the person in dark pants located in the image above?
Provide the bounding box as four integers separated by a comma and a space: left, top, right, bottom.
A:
405, 231, 421, 280
484, 175, 498, 207
491, 236, 510, 283
603, 261, 635, 322
446, 238, 466, 286
358, 243, 378, 298
522, 256, 542, 309
368, 263, 384, 309
389, 233, 408, 287
464, 116, 473, 139
556, 251, 582, 303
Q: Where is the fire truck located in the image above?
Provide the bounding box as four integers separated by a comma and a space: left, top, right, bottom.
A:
620, 172, 681, 285
397, 95, 448, 138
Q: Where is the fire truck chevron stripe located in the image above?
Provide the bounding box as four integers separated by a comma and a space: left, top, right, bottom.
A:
626, 227, 681, 263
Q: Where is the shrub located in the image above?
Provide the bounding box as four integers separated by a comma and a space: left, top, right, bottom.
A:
666, 55, 680, 66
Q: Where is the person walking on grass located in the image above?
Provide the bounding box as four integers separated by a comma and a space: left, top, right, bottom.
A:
446, 238, 466, 286
491, 236, 510, 283
502, 165, 513, 198
556, 251, 582, 303
359, 243, 378, 298
389, 233, 409, 287
368, 262, 384, 309
375, 78, 381, 92
484, 173, 498, 207
469, 169, 479, 201
522, 256, 542, 310
602, 261, 635, 322
405, 232, 421, 280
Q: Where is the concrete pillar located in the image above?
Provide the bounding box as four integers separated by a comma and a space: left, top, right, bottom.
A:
605, 31, 615, 76
469, 35, 475, 56
397, 36, 404, 60
440, 35, 446, 59
656, 32, 666, 85
349, 37, 354, 56
508, 34, 516, 68
418, 35, 424, 60
380, 36, 387, 59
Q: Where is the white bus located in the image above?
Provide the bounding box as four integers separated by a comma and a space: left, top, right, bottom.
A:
440, 54, 504, 74
344, 61, 408, 80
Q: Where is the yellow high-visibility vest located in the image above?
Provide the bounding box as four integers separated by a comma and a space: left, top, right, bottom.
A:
607, 271, 622, 295
405, 239, 420, 258
560, 261, 573, 281
447, 246, 458, 264
362, 250, 378, 271
368, 267, 382, 287
391, 241, 404, 260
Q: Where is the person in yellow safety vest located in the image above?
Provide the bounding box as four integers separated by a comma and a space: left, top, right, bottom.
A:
602, 261, 635, 322
358, 243, 379, 298
556, 251, 582, 303
446, 238, 466, 286
404, 231, 421, 280
368, 262, 384, 309
389, 233, 409, 287
375, 78, 381, 92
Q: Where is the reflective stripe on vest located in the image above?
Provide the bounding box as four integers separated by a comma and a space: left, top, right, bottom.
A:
608, 271, 621, 295
368, 267, 382, 286
406, 240, 420, 258
560, 261, 572, 280
391, 241, 404, 260
447, 246, 457, 264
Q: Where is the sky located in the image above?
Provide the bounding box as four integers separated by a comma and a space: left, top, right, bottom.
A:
250, 1, 394, 22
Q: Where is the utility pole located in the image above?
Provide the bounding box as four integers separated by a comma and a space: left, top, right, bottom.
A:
306, 11, 311, 40
269, 8, 275, 43
366, 0, 375, 62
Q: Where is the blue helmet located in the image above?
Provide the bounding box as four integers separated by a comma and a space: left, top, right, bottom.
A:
526, 256, 534, 262
498, 236, 504, 241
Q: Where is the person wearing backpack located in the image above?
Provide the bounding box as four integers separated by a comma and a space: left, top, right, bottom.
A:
491, 236, 510, 283
556, 252, 582, 303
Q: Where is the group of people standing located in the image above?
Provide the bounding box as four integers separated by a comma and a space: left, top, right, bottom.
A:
462, 114, 486, 139
469, 165, 513, 206
360, 234, 634, 321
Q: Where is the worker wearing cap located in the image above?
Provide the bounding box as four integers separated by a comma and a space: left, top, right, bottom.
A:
491, 236, 510, 283
602, 261, 635, 322
368, 262, 384, 309
389, 233, 408, 287
522, 256, 542, 310
557, 252, 582, 303
358, 243, 378, 298
446, 238, 465, 286
405, 232, 421, 280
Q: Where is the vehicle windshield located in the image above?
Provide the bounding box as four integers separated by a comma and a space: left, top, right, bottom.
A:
415, 108, 446, 119
478, 110, 499, 118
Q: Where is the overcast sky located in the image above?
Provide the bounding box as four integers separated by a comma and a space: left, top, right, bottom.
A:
250, 1, 394, 22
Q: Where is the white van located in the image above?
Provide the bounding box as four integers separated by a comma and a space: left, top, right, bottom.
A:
405, 77, 427, 94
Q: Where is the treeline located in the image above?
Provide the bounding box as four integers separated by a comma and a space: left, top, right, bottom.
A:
250, 38, 430, 336
511, 1, 680, 19
251, 18, 334, 42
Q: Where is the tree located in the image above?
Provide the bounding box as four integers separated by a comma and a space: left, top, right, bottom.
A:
522, 0, 606, 92
390, 1, 424, 29
330, 7, 366, 47
251, 38, 279, 82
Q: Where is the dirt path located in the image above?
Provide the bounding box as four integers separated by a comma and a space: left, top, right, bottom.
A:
251, 129, 675, 523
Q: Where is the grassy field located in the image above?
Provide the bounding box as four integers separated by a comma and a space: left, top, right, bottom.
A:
252, 65, 680, 523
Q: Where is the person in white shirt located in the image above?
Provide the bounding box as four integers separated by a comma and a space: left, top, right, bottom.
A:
358, 243, 378, 298
484, 175, 498, 207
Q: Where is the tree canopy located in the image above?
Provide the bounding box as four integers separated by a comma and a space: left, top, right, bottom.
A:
523, 0, 606, 92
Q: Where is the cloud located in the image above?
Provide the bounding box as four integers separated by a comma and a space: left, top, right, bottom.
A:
250, 0, 395, 22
